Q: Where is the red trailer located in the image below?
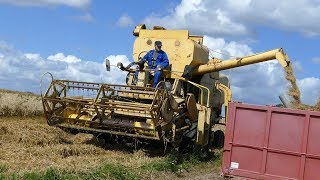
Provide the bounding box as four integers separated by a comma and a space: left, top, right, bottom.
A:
222, 102, 320, 180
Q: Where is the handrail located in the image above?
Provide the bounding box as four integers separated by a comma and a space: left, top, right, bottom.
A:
174, 76, 211, 107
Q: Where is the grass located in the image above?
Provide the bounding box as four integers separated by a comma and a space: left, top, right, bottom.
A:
23, 168, 61, 180
141, 150, 222, 177
0, 164, 8, 174
141, 153, 200, 174
3, 165, 137, 180
0, 152, 222, 180
142, 155, 180, 172
0, 164, 8, 180
87, 163, 138, 180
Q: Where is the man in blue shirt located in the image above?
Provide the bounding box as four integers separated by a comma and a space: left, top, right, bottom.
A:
138, 41, 169, 88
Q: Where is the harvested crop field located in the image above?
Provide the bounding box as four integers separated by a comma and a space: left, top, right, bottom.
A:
0, 90, 222, 179
0, 89, 43, 116
0, 117, 222, 179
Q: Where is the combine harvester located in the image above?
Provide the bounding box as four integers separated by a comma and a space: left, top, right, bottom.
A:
41, 24, 291, 154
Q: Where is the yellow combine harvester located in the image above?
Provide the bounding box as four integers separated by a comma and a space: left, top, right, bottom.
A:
41, 24, 291, 152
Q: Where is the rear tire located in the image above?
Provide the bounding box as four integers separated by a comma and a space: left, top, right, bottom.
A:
213, 130, 225, 148
178, 123, 197, 153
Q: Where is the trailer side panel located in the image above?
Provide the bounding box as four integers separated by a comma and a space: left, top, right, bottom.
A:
222, 103, 320, 180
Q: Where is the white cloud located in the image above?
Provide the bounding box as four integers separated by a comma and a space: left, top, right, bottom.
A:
0, 41, 129, 93
0, 40, 319, 106
298, 77, 320, 105
47, 53, 82, 63
116, 14, 134, 28
143, 1, 248, 37
25, 53, 41, 60
0, 0, 91, 9
203, 36, 253, 59
312, 57, 320, 64
203, 35, 320, 105
143, 0, 320, 37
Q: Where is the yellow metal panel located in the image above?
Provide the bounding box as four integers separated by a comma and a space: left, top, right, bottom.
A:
134, 122, 155, 130
139, 30, 189, 39
196, 107, 206, 145
68, 114, 91, 121
134, 121, 158, 137
189, 35, 203, 44
196, 106, 211, 146
118, 92, 153, 100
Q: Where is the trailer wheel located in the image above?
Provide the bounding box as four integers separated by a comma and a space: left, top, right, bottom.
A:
213, 130, 224, 148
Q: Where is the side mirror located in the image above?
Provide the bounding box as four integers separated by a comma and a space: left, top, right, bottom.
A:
105, 59, 110, 71
117, 62, 124, 70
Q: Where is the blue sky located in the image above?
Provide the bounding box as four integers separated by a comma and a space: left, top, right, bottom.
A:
0, 0, 319, 105
0, 0, 180, 60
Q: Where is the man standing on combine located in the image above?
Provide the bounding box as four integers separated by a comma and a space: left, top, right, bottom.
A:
138, 41, 169, 88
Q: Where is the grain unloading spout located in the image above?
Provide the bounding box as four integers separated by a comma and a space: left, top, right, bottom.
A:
275, 48, 291, 68
192, 48, 290, 76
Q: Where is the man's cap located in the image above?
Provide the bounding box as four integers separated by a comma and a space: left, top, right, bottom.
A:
155, 41, 162, 46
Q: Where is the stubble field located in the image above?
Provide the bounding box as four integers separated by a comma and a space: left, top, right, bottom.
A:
0, 89, 222, 179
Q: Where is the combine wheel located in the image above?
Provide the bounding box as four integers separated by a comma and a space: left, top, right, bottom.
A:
209, 131, 215, 147
198, 131, 215, 158
178, 123, 197, 153
195, 144, 211, 159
